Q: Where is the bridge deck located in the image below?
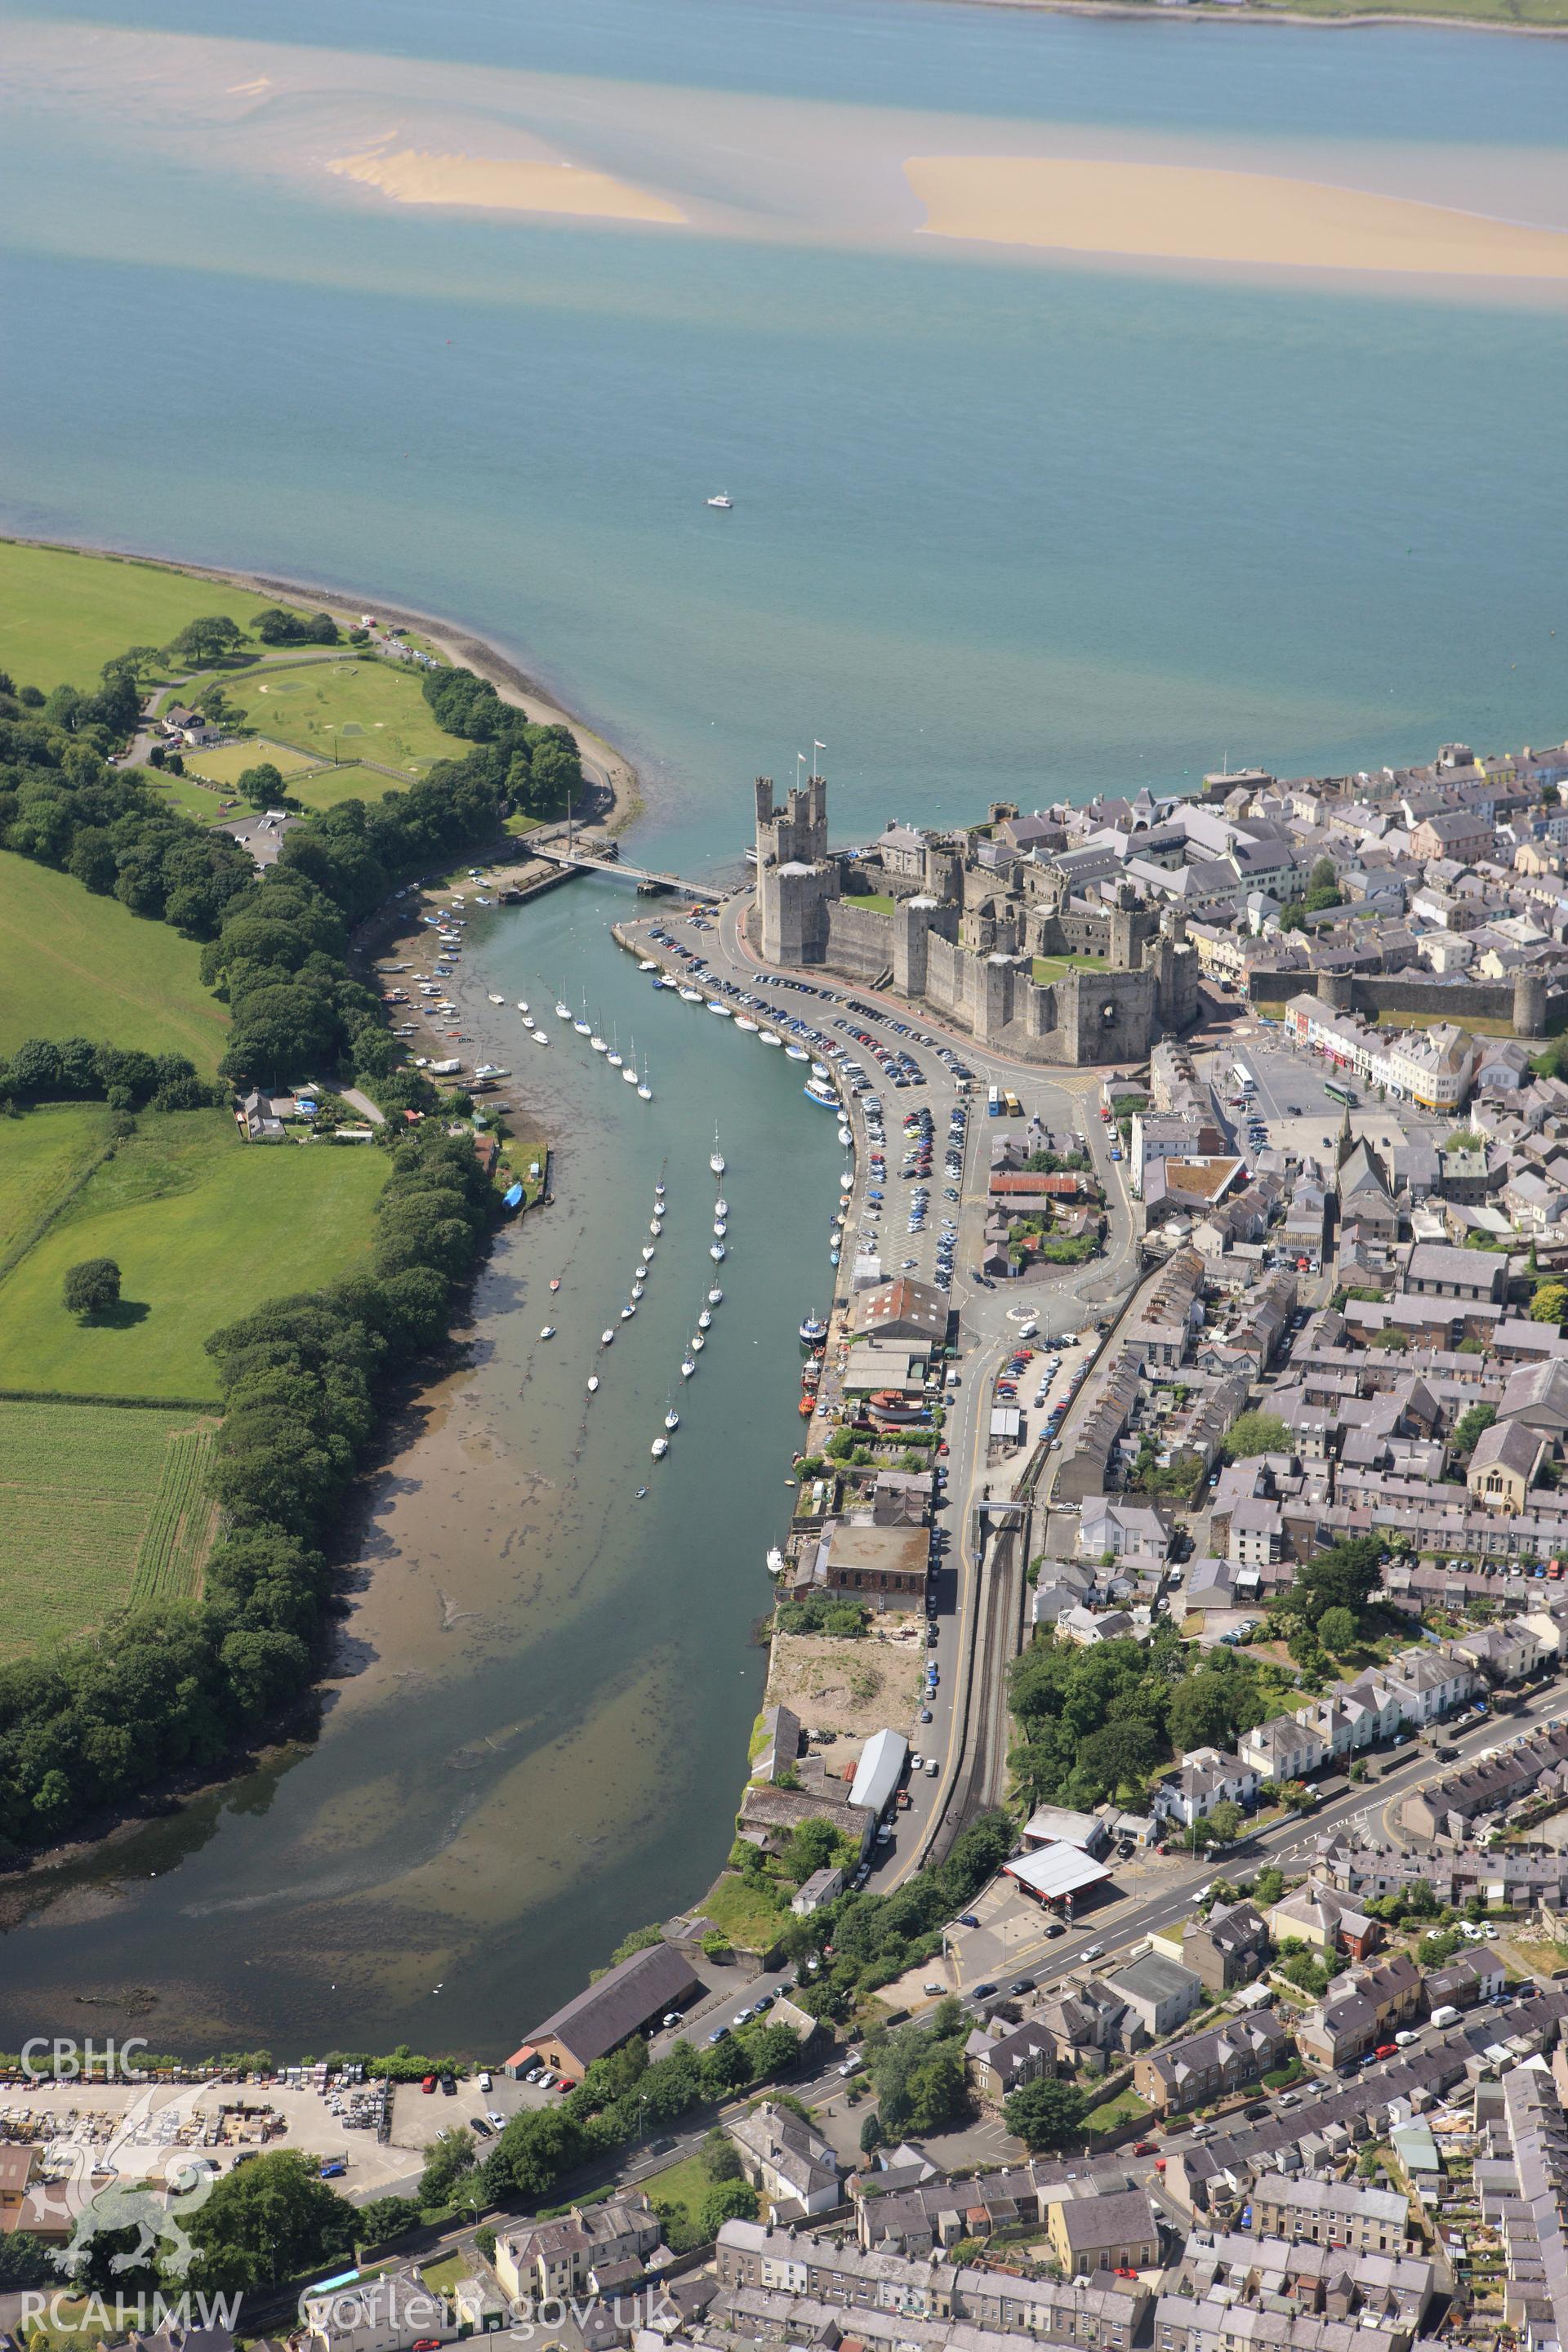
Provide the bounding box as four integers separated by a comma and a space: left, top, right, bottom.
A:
534, 844, 723, 898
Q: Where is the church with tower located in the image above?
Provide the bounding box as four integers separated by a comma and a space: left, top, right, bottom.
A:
751, 774, 1200, 1067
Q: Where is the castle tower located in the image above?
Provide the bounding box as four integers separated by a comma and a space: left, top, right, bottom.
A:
1107, 881, 1141, 972
1317, 970, 1356, 1015
1515, 969, 1549, 1040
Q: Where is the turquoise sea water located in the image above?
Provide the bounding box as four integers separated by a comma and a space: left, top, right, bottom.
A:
0, 0, 1564, 2051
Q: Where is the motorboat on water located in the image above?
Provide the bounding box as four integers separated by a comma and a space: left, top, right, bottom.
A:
621, 1304, 635, 1319
698, 1307, 712, 1330
665, 1404, 679, 1430
760, 1031, 782, 1047
516, 1000, 529, 1013
710, 1128, 726, 1175
706, 492, 733, 509
811, 1061, 831, 1080
550, 1277, 561, 1291
714, 1195, 728, 1218
555, 997, 572, 1021
600, 1329, 616, 1347
642, 1244, 656, 1262
691, 1333, 706, 1352
786, 1044, 809, 1062
639, 960, 660, 973
735, 1016, 758, 1032
840, 1169, 855, 1188
679, 986, 702, 1003
632, 1282, 644, 1301
655, 1178, 666, 1199
707, 1001, 731, 1017
488, 992, 505, 1005
522, 1012, 535, 1028
708, 1285, 724, 1304
710, 1241, 726, 1262
766, 1547, 785, 1575
651, 1437, 669, 1459
804, 1079, 838, 1108
681, 1356, 696, 1378
800, 1312, 829, 1343
587, 1375, 599, 1394
636, 1486, 648, 1499
649, 1218, 662, 1236
532, 1028, 549, 1046
713, 1219, 727, 1239
539, 1325, 555, 1340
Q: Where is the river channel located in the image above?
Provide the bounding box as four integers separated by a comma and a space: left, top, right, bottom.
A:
0, 883, 840, 2056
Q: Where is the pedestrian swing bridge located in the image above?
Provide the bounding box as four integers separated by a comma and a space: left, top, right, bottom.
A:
533, 841, 724, 901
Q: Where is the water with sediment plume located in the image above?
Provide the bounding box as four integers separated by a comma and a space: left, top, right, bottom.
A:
0, 0, 1565, 2049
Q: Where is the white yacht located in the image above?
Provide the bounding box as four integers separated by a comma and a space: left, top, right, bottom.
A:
710, 1129, 726, 1175
488, 992, 505, 1005
760, 1030, 782, 1047
692, 1332, 706, 1352
638, 1063, 653, 1101
573, 1001, 591, 1035
714, 1196, 728, 1218
522, 1012, 535, 1028
642, 1245, 656, 1263
665, 1404, 680, 1431
735, 1016, 758, 1032
680, 1356, 696, 1378
607, 1027, 623, 1069
538, 1325, 555, 1340
649, 1217, 662, 1236
555, 996, 572, 1021
532, 1028, 549, 1046
600, 1329, 615, 1347
706, 492, 733, 509
698, 1308, 713, 1330
516, 1000, 529, 1013
710, 1241, 726, 1262
591, 1024, 608, 1054
708, 1285, 724, 1304
713, 1219, 728, 1239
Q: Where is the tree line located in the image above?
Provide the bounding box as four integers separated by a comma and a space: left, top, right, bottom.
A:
421, 662, 582, 820
0, 657, 523, 1848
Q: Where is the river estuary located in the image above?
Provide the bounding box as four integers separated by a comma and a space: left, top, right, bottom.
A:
0, 0, 1564, 2051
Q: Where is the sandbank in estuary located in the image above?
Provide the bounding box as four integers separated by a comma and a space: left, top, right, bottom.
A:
327, 145, 686, 225
906, 155, 1568, 278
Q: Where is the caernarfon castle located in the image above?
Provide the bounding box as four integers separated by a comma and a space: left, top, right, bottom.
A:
749, 775, 1200, 1067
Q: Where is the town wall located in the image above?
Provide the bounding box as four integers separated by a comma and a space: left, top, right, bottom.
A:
1276, 971, 1567, 1036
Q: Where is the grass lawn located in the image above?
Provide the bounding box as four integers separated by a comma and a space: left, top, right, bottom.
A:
0, 1102, 112, 1269
145, 767, 242, 824
182, 737, 317, 787
418, 2254, 470, 2296
639, 2153, 714, 2240
842, 892, 895, 916
0, 1110, 388, 1402
288, 762, 412, 813
702, 1869, 792, 1954
0, 1400, 216, 1655
0, 538, 324, 693
1032, 953, 1107, 984
1085, 2087, 1149, 2133
244, 659, 466, 777
0, 850, 229, 1071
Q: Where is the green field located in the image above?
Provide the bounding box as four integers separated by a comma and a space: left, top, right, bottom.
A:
145, 767, 243, 824
288, 762, 413, 813
0, 1103, 113, 1269
0, 539, 326, 693
0, 1110, 389, 1401
243, 659, 466, 777
0, 1400, 216, 1654
129, 1423, 218, 1606
182, 737, 316, 788
0, 851, 230, 1070
842, 892, 895, 916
